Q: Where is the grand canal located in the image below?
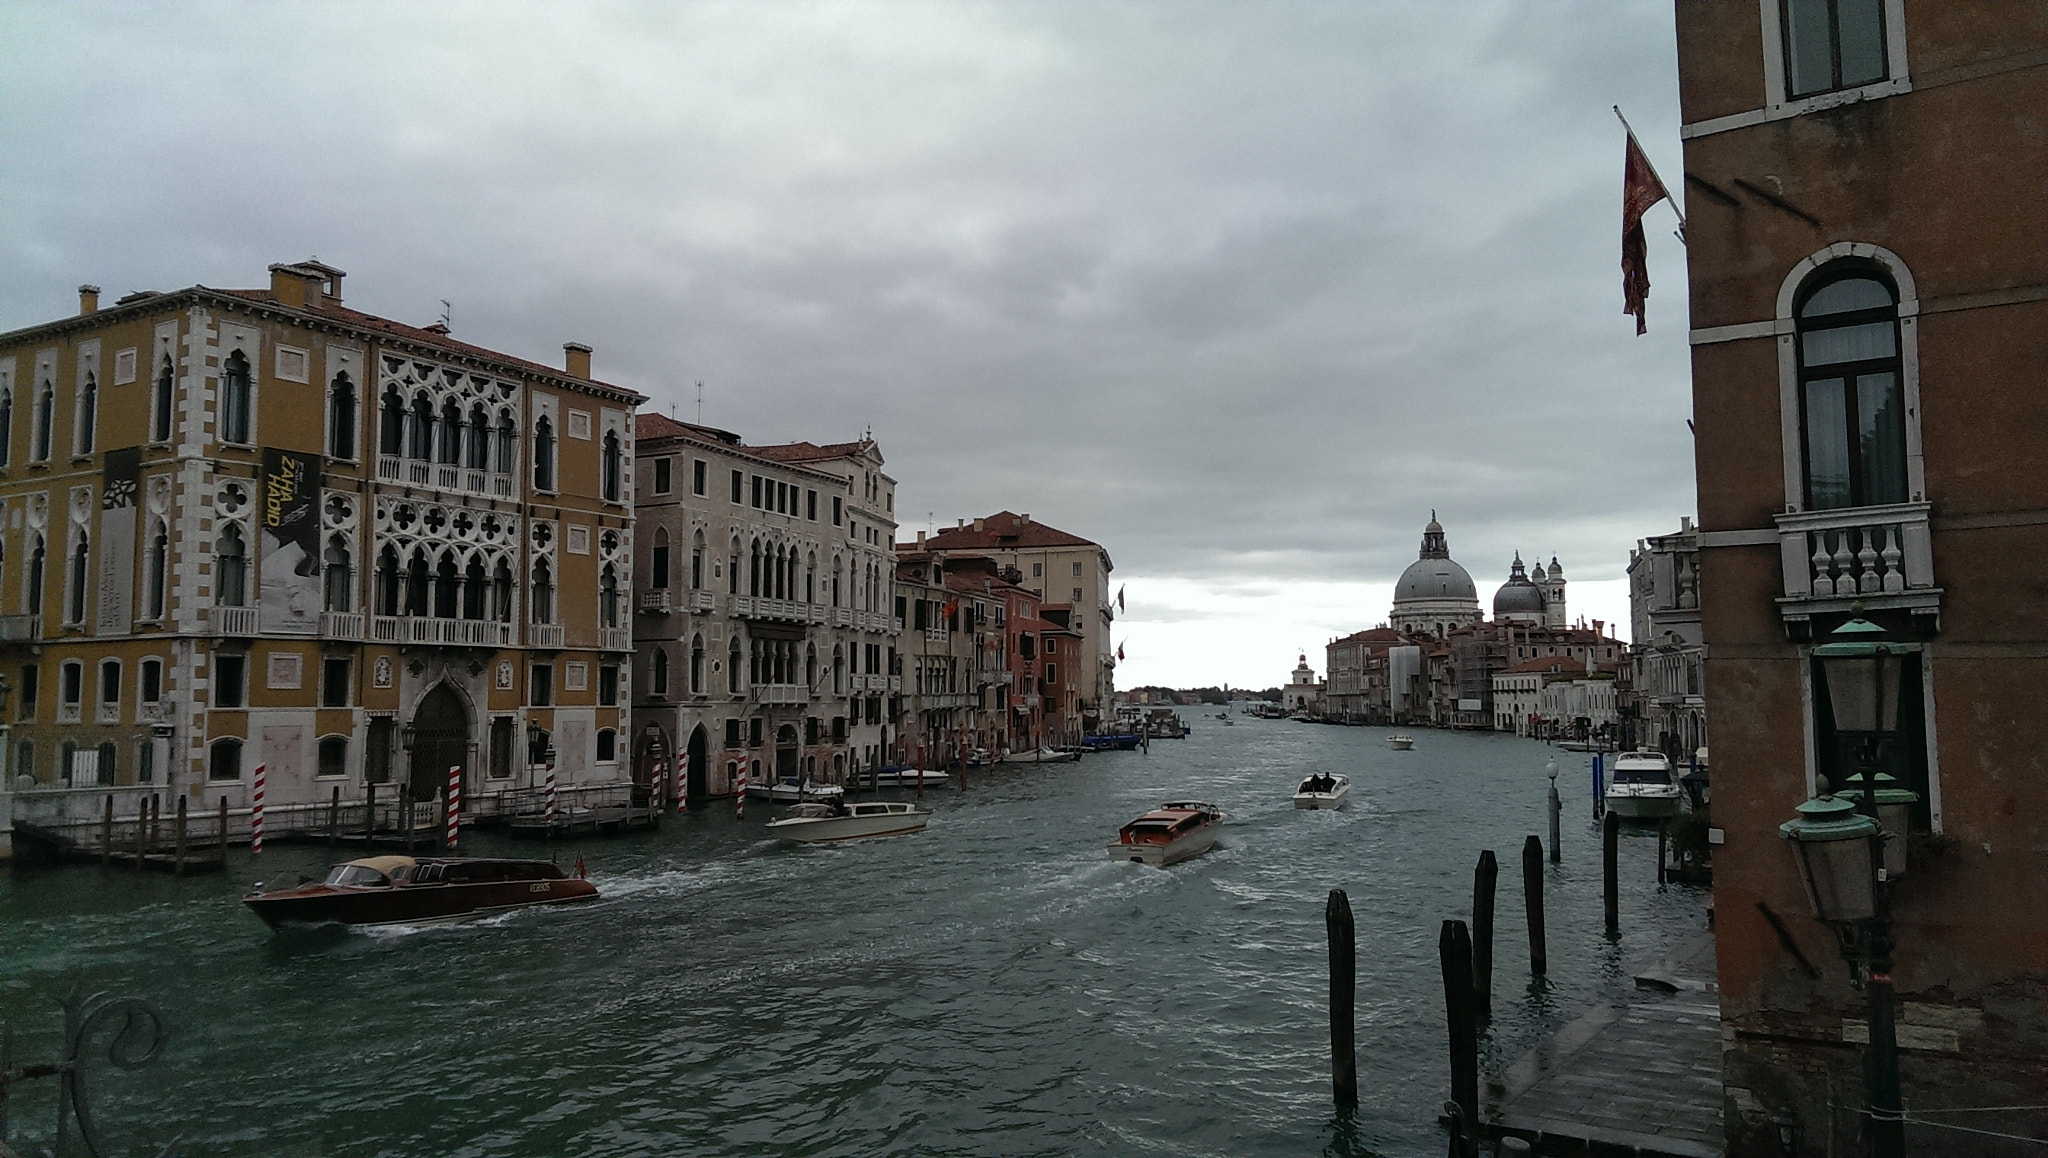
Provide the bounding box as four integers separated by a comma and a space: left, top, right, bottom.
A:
1, 719, 1708, 1157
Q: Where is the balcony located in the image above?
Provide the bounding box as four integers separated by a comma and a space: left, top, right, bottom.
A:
1776, 502, 1941, 630
209, 606, 260, 636
528, 623, 565, 649
735, 596, 819, 624
752, 683, 806, 705
137, 701, 173, 724
320, 611, 365, 640
640, 589, 673, 614
369, 616, 517, 647
689, 589, 715, 613
600, 627, 633, 652
924, 627, 947, 644
832, 607, 853, 626
0, 614, 38, 642
375, 454, 516, 501
97, 702, 122, 725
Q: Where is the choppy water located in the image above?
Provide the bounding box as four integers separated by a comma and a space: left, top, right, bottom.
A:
1, 720, 1706, 1158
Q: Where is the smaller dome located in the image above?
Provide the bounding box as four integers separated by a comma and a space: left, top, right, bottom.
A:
1493, 553, 1546, 617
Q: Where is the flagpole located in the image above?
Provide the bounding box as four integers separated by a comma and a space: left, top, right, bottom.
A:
1613, 105, 1686, 230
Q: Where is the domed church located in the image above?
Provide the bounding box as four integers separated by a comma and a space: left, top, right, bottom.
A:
1389, 515, 1483, 638
1492, 552, 1567, 627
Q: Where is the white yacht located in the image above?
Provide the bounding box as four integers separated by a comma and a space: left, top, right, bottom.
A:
1605, 751, 1684, 819
765, 800, 931, 843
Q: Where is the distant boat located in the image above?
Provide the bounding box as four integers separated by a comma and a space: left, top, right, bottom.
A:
747, 778, 846, 804
1293, 773, 1349, 810
999, 746, 1082, 765
766, 800, 930, 843
1387, 734, 1415, 750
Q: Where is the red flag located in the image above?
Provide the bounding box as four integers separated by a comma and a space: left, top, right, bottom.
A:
941, 597, 959, 619
1115, 643, 1125, 661
1621, 130, 1671, 336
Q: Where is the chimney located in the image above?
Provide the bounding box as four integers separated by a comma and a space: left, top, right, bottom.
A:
1019, 513, 1030, 525
972, 518, 985, 532
916, 530, 927, 547
268, 263, 323, 309
564, 342, 593, 379
77, 285, 100, 315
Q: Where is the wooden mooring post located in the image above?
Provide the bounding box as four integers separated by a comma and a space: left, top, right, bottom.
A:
174, 795, 189, 876
365, 780, 378, 838
101, 795, 114, 867
1602, 810, 1621, 934
401, 787, 415, 854
216, 795, 228, 868
133, 795, 148, 869
329, 786, 341, 849
1471, 851, 1496, 1021
1439, 919, 1479, 1158
1522, 834, 1546, 976
1656, 818, 1669, 886
1326, 889, 1358, 1113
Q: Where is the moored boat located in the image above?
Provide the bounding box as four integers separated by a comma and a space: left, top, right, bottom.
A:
1387, 734, 1415, 750
243, 855, 598, 930
1605, 751, 1684, 819
766, 800, 931, 842
1293, 773, 1350, 810
747, 777, 846, 803
999, 746, 1081, 764
865, 765, 953, 789
1107, 801, 1223, 867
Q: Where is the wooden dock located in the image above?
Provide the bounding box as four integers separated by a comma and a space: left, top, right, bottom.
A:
1484, 933, 1724, 1158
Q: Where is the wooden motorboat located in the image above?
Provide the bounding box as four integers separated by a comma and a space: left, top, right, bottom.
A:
243, 855, 597, 929
1107, 801, 1223, 867
1386, 734, 1415, 750
1293, 773, 1350, 810
765, 800, 931, 843
1605, 751, 1683, 819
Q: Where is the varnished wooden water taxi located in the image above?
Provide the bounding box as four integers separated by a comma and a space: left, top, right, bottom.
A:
243, 855, 598, 929
1107, 802, 1223, 867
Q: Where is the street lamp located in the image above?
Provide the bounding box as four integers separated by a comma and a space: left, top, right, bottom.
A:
400, 722, 417, 752
526, 720, 549, 766
1779, 615, 1911, 1158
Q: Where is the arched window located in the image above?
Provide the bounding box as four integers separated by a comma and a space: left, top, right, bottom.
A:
727, 636, 743, 693
318, 735, 349, 779
599, 564, 620, 629
375, 545, 401, 616
690, 634, 704, 694
26, 533, 45, 615
404, 549, 429, 616
494, 411, 516, 474
75, 373, 97, 454
749, 539, 762, 596
465, 403, 491, 470
328, 371, 357, 459
690, 530, 705, 589
146, 520, 169, 619
323, 537, 352, 613
596, 728, 617, 764
832, 644, 844, 695
408, 393, 434, 460
832, 558, 842, 607
209, 736, 243, 781
651, 528, 671, 590
532, 416, 555, 491
379, 386, 406, 456
652, 646, 670, 696
601, 430, 623, 502
1795, 265, 1905, 511
728, 538, 740, 595
152, 356, 176, 443
492, 559, 514, 623
462, 555, 487, 620
220, 350, 252, 444
33, 377, 54, 461
806, 552, 816, 603
0, 387, 13, 465
530, 559, 554, 624
437, 398, 463, 465
214, 525, 245, 608
434, 552, 459, 618
805, 644, 817, 688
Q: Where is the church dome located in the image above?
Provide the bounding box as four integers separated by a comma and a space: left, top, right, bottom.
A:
1493, 553, 1546, 618
1396, 556, 1478, 603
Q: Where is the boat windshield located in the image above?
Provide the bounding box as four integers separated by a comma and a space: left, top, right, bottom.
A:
1612, 764, 1673, 785
324, 864, 391, 888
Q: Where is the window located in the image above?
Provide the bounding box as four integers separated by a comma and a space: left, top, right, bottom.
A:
692, 459, 706, 496
598, 664, 619, 706
530, 663, 554, 706
437, 398, 463, 465
25, 534, 43, 615
495, 412, 517, 474
60, 660, 82, 717
730, 469, 743, 503
140, 658, 162, 704
380, 387, 405, 456
806, 490, 817, 520
1072, 561, 1083, 576
599, 564, 620, 628
652, 647, 670, 696
328, 371, 357, 459
33, 377, 54, 461
749, 717, 762, 747
366, 718, 395, 784
221, 350, 252, 444
532, 415, 556, 491
728, 637, 742, 693
137, 738, 155, 785
145, 520, 169, 619
216, 524, 248, 607
1783, 0, 1887, 98
318, 736, 348, 778
601, 430, 623, 502
724, 719, 742, 748
209, 737, 242, 781
530, 560, 555, 624
323, 537, 352, 613
1796, 267, 1904, 511
652, 528, 671, 589
0, 386, 12, 465
99, 658, 120, 707
751, 475, 763, 508
596, 728, 617, 763
690, 635, 705, 693
65, 532, 91, 626
321, 657, 350, 707
653, 456, 673, 495
214, 653, 246, 708
18, 664, 37, 719
1031, 563, 1043, 577
1073, 588, 1083, 602
466, 404, 490, 470
690, 531, 705, 589
152, 356, 175, 443
75, 373, 96, 454
831, 496, 842, 526
489, 717, 515, 780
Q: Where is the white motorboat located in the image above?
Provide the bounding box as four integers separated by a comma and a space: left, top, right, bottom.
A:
1107, 801, 1223, 867
999, 747, 1081, 765
746, 778, 846, 804
766, 800, 930, 843
1293, 773, 1349, 810
864, 765, 953, 789
1387, 734, 1415, 750
1605, 751, 1683, 819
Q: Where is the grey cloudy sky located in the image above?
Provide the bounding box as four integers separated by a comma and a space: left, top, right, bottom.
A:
0, 2, 1693, 688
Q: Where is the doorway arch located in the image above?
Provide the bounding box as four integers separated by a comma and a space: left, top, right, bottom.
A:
408, 682, 471, 800
686, 724, 709, 800
775, 723, 799, 781
635, 723, 670, 806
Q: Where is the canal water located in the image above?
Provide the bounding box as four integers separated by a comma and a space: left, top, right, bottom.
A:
1, 719, 1707, 1158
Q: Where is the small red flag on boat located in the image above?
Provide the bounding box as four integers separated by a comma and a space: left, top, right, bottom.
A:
1622, 128, 1673, 336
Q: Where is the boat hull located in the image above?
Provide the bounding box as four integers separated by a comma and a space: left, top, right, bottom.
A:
1107, 825, 1218, 867
1293, 789, 1349, 810
1605, 790, 1683, 820
1387, 737, 1414, 750
766, 810, 930, 842
244, 877, 598, 929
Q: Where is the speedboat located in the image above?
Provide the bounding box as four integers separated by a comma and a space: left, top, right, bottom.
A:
1293, 773, 1349, 810
1605, 751, 1683, 819
865, 765, 953, 789
766, 800, 931, 843
1081, 733, 1144, 751
1387, 734, 1414, 750
1107, 801, 1223, 867
999, 747, 1081, 764
243, 855, 598, 929
747, 778, 846, 803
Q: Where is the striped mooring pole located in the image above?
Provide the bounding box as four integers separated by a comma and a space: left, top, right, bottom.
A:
250, 763, 267, 855
735, 775, 746, 820
675, 754, 689, 814
544, 761, 559, 826
445, 764, 462, 850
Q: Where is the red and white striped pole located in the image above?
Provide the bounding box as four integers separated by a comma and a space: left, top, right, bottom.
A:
544, 760, 559, 826
445, 764, 462, 850
735, 772, 746, 820
675, 753, 688, 814
250, 763, 266, 855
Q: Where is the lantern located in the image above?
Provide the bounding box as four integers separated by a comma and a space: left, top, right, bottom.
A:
1779, 795, 1879, 924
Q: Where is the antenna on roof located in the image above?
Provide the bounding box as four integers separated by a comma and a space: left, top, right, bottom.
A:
438, 299, 452, 330
696, 381, 704, 424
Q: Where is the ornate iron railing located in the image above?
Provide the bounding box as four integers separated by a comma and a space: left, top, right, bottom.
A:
0, 982, 175, 1157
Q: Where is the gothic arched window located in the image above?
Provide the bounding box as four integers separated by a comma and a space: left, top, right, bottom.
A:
1795, 265, 1905, 511
380, 386, 406, 456
530, 559, 554, 624
601, 430, 623, 502
328, 371, 357, 460
408, 393, 434, 460
466, 403, 491, 470
323, 537, 352, 613
152, 355, 176, 443
75, 373, 97, 454
215, 525, 246, 608
147, 520, 170, 619
532, 416, 556, 491
220, 351, 252, 444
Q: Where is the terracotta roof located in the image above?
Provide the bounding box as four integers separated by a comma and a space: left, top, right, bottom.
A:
1333, 627, 1410, 646
1498, 657, 1575, 675
924, 511, 1099, 552
634, 412, 743, 446
751, 439, 876, 464
208, 288, 644, 404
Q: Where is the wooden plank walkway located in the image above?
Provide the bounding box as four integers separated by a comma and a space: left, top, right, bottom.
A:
1484, 934, 1724, 1157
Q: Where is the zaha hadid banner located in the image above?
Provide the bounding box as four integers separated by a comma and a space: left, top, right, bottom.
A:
260, 447, 322, 634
